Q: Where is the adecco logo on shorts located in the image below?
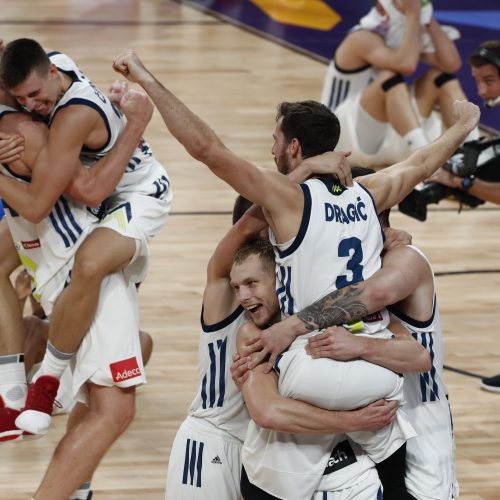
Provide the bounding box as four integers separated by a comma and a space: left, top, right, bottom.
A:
110, 357, 142, 382
22, 239, 41, 249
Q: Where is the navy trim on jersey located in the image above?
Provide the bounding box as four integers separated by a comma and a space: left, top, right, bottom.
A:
333, 59, 371, 75
56, 67, 80, 84
54, 202, 78, 244
200, 336, 228, 408
327, 77, 350, 110
356, 180, 385, 243
49, 212, 70, 248
1, 163, 32, 183
105, 201, 132, 222
127, 156, 141, 171
48, 98, 112, 152
275, 182, 311, 258
415, 331, 439, 402
60, 197, 83, 236
388, 297, 436, 329
201, 305, 244, 333
153, 174, 170, 199
0, 109, 18, 120
277, 265, 294, 315
318, 176, 346, 195
47, 51, 63, 57
273, 353, 284, 375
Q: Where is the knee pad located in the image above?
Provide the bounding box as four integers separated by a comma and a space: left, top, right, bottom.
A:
381, 73, 405, 92
434, 73, 457, 88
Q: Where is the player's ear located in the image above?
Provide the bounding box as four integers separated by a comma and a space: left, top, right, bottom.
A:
48, 63, 59, 78
289, 137, 301, 157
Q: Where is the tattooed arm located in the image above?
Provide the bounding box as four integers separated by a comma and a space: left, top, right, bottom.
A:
243, 245, 430, 371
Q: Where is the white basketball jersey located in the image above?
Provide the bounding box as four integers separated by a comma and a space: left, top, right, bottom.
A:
321, 58, 378, 111
242, 179, 396, 499
188, 306, 251, 442
388, 246, 459, 500
0, 103, 98, 311
48, 52, 171, 198
243, 425, 376, 500
271, 178, 386, 328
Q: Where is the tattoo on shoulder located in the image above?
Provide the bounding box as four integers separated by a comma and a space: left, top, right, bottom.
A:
297, 285, 368, 331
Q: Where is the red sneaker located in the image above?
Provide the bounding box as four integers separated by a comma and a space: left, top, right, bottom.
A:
15, 375, 60, 435
0, 396, 23, 442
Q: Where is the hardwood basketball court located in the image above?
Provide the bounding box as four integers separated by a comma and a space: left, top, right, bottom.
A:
1, 1, 500, 498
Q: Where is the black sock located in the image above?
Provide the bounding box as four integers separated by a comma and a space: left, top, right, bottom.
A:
375, 443, 416, 500
240, 466, 280, 500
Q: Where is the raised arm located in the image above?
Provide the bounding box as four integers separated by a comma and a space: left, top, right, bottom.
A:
112, 49, 303, 242
337, 0, 422, 74
420, 19, 461, 73
203, 203, 267, 324
360, 99, 480, 213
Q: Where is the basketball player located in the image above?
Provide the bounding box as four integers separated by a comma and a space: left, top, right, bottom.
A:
320, 0, 479, 167
235, 208, 458, 499
0, 90, 152, 500
112, 48, 478, 498
0, 83, 150, 435
0, 38, 172, 435
165, 171, 396, 500
229, 239, 428, 500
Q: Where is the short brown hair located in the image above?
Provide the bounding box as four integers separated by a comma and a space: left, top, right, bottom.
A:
0, 38, 51, 89
233, 239, 275, 274
276, 100, 340, 159
470, 40, 500, 77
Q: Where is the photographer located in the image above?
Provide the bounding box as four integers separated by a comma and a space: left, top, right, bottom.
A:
431, 40, 500, 206
399, 40, 500, 221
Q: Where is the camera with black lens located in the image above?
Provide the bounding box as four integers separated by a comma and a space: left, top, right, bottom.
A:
399, 136, 500, 221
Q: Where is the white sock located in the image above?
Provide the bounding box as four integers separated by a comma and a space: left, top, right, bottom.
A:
0, 354, 27, 410
403, 128, 429, 152
68, 481, 91, 500
35, 341, 74, 381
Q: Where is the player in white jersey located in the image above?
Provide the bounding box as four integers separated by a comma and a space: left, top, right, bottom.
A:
303, 247, 458, 500
230, 243, 409, 500
166, 309, 249, 500
112, 48, 478, 496
320, 0, 478, 167
255, 204, 458, 499
386, 247, 458, 499
0, 94, 153, 498
166, 166, 393, 500
0, 38, 171, 434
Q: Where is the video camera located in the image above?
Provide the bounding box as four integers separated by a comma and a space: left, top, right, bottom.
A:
399, 136, 500, 221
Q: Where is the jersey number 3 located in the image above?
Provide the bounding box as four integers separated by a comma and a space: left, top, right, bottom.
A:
335, 237, 364, 288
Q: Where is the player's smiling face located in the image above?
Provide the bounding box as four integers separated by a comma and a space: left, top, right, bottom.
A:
230, 254, 280, 328
10, 65, 60, 116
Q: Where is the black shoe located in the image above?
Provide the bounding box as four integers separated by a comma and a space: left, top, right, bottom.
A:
480, 375, 500, 393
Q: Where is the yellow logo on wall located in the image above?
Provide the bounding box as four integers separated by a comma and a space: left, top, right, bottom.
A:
250, 0, 341, 31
